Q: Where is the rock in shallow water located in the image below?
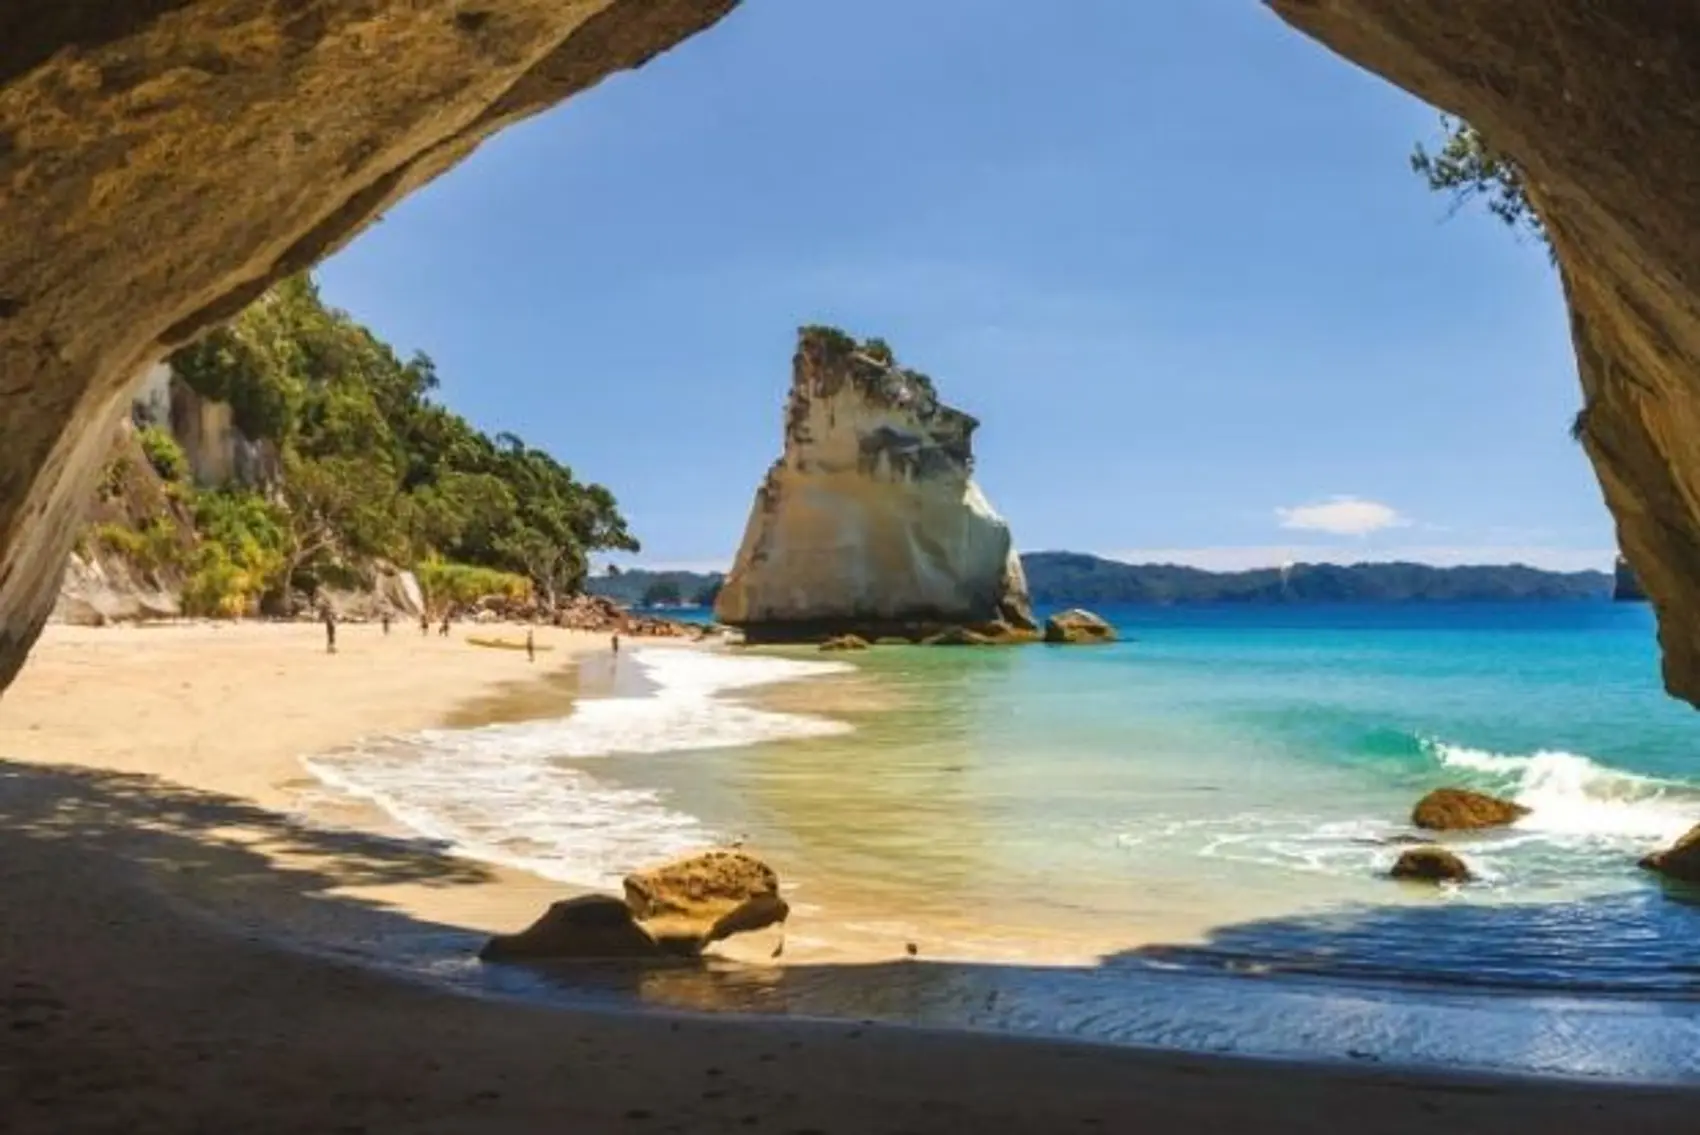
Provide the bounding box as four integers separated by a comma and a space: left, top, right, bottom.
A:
1390, 847, 1473, 884
1640, 824, 1700, 884
1043, 608, 1117, 645
1411, 787, 1529, 831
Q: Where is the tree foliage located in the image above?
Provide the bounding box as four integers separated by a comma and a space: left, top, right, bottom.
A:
1410, 115, 1547, 247
161, 273, 639, 605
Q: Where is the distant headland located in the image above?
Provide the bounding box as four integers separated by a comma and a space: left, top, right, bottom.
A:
594, 553, 1616, 608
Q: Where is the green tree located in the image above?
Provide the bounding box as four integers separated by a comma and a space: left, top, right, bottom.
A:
149, 270, 642, 610
1410, 115, 1546, 247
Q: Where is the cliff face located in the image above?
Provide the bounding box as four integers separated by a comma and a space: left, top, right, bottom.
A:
0, 0, 737, 692
715, 329, 1034, 640
1266, 2, 1700, 705
1614, 556, 1648, 603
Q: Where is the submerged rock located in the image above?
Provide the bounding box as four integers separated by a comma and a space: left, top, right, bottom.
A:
478, 895, 665, 963
1390, 847, 1472, 884
622, 849, 789, 950
1043, 608, 1117, 645
714, 327, 1036, 643
1639, 824, 1700, 884
1411, 788, 1529, 831
819, 634, 870, 652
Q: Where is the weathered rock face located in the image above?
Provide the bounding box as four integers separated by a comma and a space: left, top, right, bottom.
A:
1266, 2, 1700, 707
623, 848, 789, 948
714, 328, 1035, 640
1411, 787, 1529, 832
0, 0, 737, 694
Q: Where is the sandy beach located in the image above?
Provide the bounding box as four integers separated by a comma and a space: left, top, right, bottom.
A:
0, 620, 1696, 1132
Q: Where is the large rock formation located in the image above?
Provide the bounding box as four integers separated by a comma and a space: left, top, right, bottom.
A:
714, 328, 1035, 641
1264, 2, 1700, 707
0, 0, 737, 693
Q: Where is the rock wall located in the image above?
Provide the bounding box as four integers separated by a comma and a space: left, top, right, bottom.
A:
1265, 2, 1700, 705
714, 329, 1034, 639
166, 378, 281, 489
0, 0, 737, 693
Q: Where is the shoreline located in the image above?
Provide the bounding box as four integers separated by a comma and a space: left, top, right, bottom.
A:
9, 625, 1700, 1087
1, 621, 1699, 1130
2, 743, 1696, 1133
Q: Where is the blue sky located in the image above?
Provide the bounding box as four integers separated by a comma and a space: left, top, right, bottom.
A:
318, 0, 1609, 573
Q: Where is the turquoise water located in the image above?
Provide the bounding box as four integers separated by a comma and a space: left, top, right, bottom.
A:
313, 601, 1700, 1076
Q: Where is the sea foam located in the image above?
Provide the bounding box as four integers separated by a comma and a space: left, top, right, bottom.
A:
303, 648, 853, 888
1427, 738, 1698, 843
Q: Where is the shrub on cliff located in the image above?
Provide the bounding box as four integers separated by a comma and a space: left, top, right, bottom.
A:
136, 426, 190, 484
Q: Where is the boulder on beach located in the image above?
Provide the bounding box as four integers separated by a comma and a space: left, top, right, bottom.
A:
1043, 608, 1117, 645
1411, 787, 1529, 831
622, 849, 789, 950
1389, 847, 1472, 883
1640, 823, 1700, 883
480, 849, 790, 964
477, 895, 665, 962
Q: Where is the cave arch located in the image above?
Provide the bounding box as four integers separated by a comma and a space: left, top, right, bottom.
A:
5, 0, 1700, 706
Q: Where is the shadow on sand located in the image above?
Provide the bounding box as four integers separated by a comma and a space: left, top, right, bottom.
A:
6, 755, 1700, 1082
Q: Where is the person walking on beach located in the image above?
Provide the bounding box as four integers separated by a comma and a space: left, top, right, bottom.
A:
611, 632, 620, 655
525, 628, 536, 663
419, 611, 430, 636
439, 611, 451, 637
321, 604, 337, 655
380, 608, 392, 635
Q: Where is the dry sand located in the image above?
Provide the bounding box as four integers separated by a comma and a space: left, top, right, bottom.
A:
0, 620, 1694, 1133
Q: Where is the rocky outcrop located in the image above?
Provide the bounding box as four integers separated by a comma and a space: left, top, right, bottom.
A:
481, 849, 787, 963
0, 1, 738, 694
167, 378, 281, 490
1265, 2, 1700, 709
1390, 847, 1472, 884
714, 328, 1035, 643
819, 634, 870, 652
1639, 824, 1700, 884
1411, 787, 1529, 831
1043, 608, 1117, 645
623, 849, 789, 950
478, 894, 667, 962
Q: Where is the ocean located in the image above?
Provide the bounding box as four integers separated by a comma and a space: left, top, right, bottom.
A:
304, 602, 1700, 1078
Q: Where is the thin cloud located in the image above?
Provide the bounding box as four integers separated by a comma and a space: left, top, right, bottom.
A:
1276, 496, 1410, 537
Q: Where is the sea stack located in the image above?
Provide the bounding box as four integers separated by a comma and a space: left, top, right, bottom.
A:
715, 327, 1036, 642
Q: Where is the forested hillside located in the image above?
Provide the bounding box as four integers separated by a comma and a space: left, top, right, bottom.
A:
84, 274, 637, 617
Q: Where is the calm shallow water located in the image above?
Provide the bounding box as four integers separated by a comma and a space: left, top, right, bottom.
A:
307, 601, 1700, 1077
